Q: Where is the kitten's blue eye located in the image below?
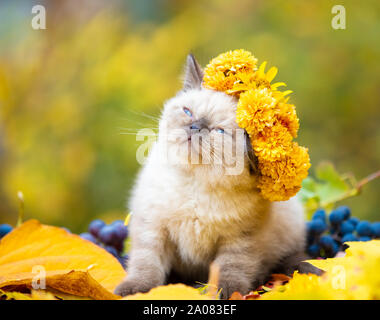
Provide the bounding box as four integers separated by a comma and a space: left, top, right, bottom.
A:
216, 128, 225, 134
183, 107, 192, 117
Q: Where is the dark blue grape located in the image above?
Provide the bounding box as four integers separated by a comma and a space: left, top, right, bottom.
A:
0, 224, 13, 238
111, 220, 124, 227
80, 232, 98, 244
312, 209, 326, 222
115, 241, 124, 253
118, 254, 128, 269
329, 209, 345, 225
356, 221, 374, 237
307, 219, 327, 235
340, 221, 355, 235
358, 236, 371, 242
319, 235, 335, 249
307, 243, 320, 257
319, 235, 339, 258
348, 217, 360, 227
89, 219, 106, 237
342, 233, 357, 242
114, 224, 128, 242
98, 225, 117, 245
337, 206, 351, 220
105, 245, 119, 257
329, 226, 338, 234
306, 232, 314, 245
320, 235, 339, 257
372, 222, 380, 238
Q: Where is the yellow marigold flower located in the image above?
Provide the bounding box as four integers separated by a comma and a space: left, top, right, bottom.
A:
228, 61, 288, 96
203, 49, 258, 96
236, 88, 277, 135
275, 102, 299, 138
258, 143, 310, 201
203, 50, 310, 201
258, 176, 302, 202
252, 123, 294, 161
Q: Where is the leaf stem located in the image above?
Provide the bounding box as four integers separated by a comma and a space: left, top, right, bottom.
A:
356, 170, 380, 191
321, 169, 380, 207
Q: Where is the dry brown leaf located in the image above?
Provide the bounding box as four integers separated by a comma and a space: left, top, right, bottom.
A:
229, 291, 244, 300
0, 219, 126, 299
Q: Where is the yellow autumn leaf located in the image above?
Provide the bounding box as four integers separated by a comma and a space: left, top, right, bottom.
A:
345, 240, 380, 257
30, 290, 58, 300
260, 272, 341, 300
0, 288, 32, 300
306, 240, 380, 273
123, 284, 212, 300
263, 240, 380, 300
306, 256, 357, 274
0, 219, 126, 299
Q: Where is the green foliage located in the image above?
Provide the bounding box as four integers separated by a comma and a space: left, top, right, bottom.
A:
300, 162, 379, 218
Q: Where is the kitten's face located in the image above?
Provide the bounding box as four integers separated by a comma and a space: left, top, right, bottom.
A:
159, 88, 246, 173
156, 54, 255, 176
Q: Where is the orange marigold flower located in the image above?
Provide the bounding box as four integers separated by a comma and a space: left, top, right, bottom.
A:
258, 143, 311, 201
260, 144, 310, 181
229, 61, 290, 96
203, 50, 310, 201
252, 123, 294, 161
203, 49, 258, 96
275, 102, 299, 138
258, 175, 302, 202
236, 88, 277, 135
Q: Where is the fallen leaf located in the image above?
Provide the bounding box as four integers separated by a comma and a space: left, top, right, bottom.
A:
0, 219, 126, 299
243, 292, 261, 300
30, 290, 58, 300
123, 284, 212, 300
229, 291, 244, 300
0, 270, 119, 300
0, 288, 32, 300
270, 274, 291, 282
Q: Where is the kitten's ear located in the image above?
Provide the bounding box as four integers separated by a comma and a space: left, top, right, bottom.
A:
183, 53, 204, 90
245, 131, 258, 174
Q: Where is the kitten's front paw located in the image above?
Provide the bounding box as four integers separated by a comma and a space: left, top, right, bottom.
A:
218, 279, 250, 300
114, 279, 154, 297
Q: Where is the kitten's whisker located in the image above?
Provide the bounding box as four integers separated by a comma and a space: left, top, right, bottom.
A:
118, 127, 159, 133
119, 119, 155, 128
126, 109, 161, 122
119, 132, 158, 136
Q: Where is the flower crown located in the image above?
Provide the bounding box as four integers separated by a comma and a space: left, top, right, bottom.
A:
203, 49, 310, 201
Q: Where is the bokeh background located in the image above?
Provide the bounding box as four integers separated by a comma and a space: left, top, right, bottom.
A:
0, 0, 379, 232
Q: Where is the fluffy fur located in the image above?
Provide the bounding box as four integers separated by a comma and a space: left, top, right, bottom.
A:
115, 54, 318, 299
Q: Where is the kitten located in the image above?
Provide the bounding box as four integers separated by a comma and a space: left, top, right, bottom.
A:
115, 54, 320, 298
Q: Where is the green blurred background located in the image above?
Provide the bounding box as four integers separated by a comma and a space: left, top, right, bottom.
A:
0, 0, 379, 232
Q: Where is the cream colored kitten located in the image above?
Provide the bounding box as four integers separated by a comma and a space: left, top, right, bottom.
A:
115, 54, 320, 298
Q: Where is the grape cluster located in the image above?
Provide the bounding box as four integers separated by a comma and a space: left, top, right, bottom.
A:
306, 206, 380, 258
0, 224, 13, 239
80, 219, 129, 268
